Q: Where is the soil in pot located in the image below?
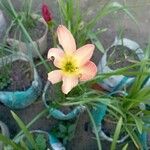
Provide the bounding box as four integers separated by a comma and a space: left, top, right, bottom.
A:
9, 21, 46, 42
107, 45, 139, 73
0, 60, 33, 91
45, 83, 74, 115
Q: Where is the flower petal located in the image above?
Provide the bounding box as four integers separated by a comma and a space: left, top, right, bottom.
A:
62, 76, 78, 94
57, 25, 76, 54
47, 48, 64, 68
74, 44, 95, 66
80, 61, 97, 81
48, 70, 62, 84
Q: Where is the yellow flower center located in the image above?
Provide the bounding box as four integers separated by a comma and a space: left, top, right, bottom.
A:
60, 55, 79, 76
63, 61, 76, 73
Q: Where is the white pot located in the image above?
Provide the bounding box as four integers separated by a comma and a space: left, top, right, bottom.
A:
0, 10, 6, 40
7, 14, 48, 58
98, 37, 145, 91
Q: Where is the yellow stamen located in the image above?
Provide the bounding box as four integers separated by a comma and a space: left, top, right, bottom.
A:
60, 55, 79, 75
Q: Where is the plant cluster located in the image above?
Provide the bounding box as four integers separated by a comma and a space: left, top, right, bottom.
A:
0, 0, 149, 150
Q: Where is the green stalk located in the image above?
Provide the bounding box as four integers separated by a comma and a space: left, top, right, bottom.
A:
110, 117, 123, 150
87, 107, 102, 150
11, 111, 39, 150
13, 109, 48, 141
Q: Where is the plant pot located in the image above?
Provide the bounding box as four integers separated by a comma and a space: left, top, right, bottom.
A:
98, 37, 146, 91
91, 104, 129, 144
42, 81, 85, 120
15, 130, 65, 150
0, 10, 6, 41
91, 89, 130, 144
0, 52, 42, 109
7, 14, 48, 58
101, 116, 129, 143
0, 121, 10, 150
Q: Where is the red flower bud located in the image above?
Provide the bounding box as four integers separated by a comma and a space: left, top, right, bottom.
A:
42, 3, 52, 23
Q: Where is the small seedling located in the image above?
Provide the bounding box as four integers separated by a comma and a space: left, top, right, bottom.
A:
51, 121, 76, 145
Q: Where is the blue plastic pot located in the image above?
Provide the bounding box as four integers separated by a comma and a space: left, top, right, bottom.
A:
0, 52, 42, 109
42, 81, 85, 120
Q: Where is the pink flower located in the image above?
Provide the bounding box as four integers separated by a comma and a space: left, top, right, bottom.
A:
42, 3, 52, 23
47, 25, 97, 94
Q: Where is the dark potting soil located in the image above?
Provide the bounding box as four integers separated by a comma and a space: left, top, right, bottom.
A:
58, 106, 73, 115
0, 60, 33, 91
45, 83, 73, 115
9, 21, 46, 41
107, 45, 139, 72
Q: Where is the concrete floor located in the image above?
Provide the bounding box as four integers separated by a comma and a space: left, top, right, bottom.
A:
0, 0, 150, 149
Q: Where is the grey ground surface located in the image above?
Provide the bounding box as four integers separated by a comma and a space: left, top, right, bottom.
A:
0, 0, 150, 149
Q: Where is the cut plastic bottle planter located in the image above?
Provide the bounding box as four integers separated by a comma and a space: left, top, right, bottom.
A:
0, 52, 42, 109
42, 81, 85, 120
7, 14, 48, 58
98, 37, 150, 91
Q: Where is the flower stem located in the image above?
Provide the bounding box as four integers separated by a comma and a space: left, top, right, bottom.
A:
13, 109, 48, 141
86, 107, 102, 150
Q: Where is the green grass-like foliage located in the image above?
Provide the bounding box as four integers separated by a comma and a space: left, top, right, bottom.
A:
0, 112, 50, 150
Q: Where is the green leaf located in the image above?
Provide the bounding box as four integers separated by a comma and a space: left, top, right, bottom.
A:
111, 117, 123, 150
87, 2, 137, 31
57, 132, 64, 138
87, 108, 102, 150
35, 134, 46, 150
129, 114, 143, 134
68, 124, 76, 133
88, 31, 105, 53
122, 143, 128, 150
0, 134, 23, 150
125, 127, 143, 149
11, 111, 39, 150
19, 139, 29, 150
59, 124, 67, 133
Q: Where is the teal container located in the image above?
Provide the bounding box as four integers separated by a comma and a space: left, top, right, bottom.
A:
0, 53, 42, 109
42, 81, 85, 120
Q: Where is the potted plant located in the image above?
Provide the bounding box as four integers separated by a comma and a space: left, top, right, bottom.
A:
14, 130, 66, 150
0, 52, 42, 109
43, 81, 86, 120
0, 111, 65, 150
4, 0, 49, 58
90, 87, 149, 149
91, 43, 150, 149
0, 121, 9, 150
42, 25, 97, 120
51, 121, 76, 146
97, 37, 150, 91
